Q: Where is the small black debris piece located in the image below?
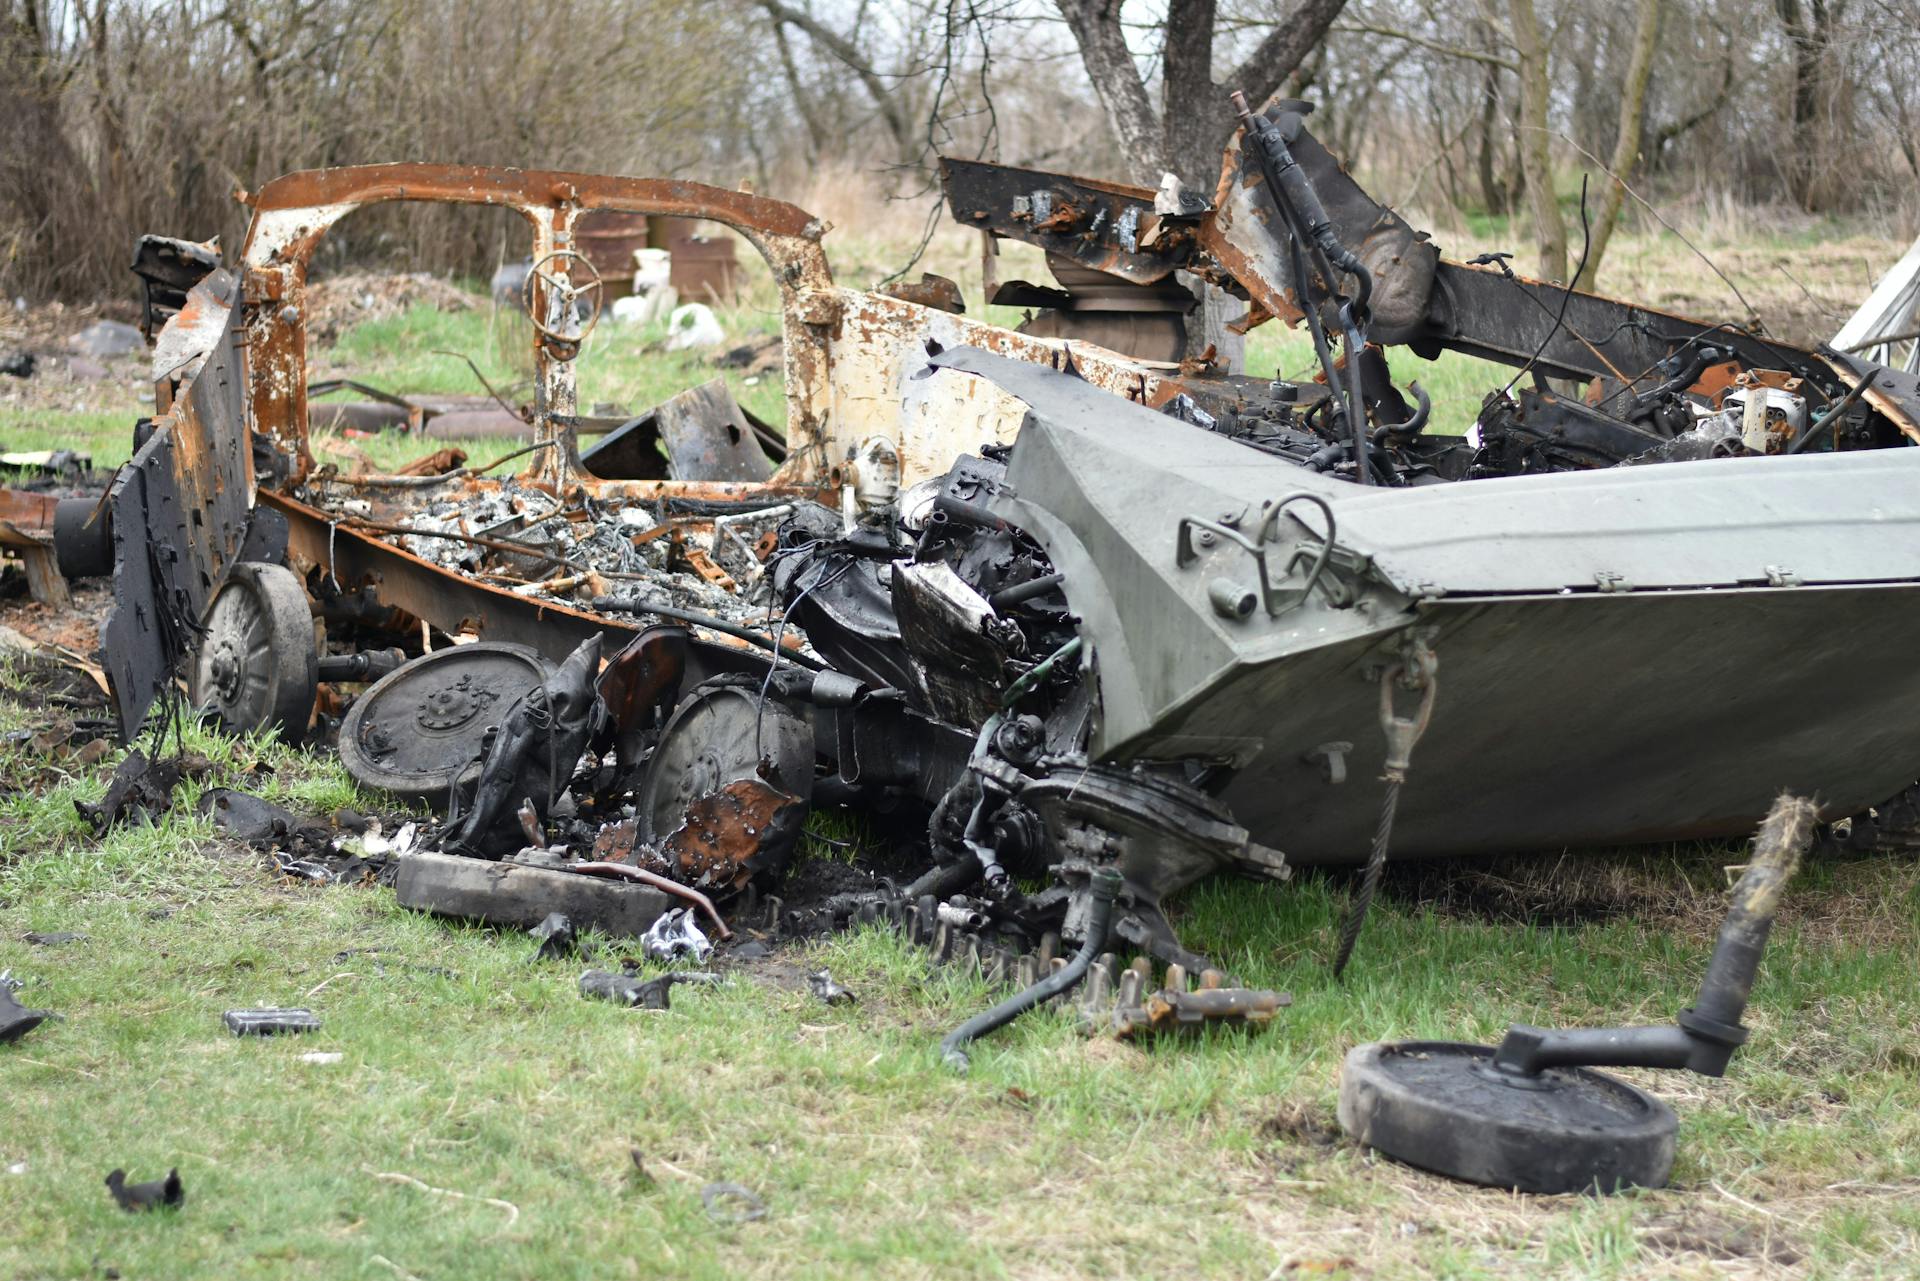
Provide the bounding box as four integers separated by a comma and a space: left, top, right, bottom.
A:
627, 1147, 658, 1190
700, 1181, 767, 1224
729, 939, 772, 961
0, 971, 54, 1044
579, 969, 720, 1010
105, 1168, 184, 1212
222, 1008, 322, 1036
580, 969, 672, 1009
807, 969, 856, 1006
23, 931, 86, 946
76, 750, 212, 835
0, 351, 35, 379
199, 788, 299, 845
529, 912, 576, 962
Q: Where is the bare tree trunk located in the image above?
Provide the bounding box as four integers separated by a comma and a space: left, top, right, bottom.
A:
1583, 0, 1660, 284
749, 0, 921, 169
1051, 0, 1344, 369
1476, 54, 1507, 214
1053, 0, 1167, 181
1506, 0, 1567, 280
772, 21, 829, 162
1772, 0, 1835, 210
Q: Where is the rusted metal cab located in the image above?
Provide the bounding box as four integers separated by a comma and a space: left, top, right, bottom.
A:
107, 163, 1187, 738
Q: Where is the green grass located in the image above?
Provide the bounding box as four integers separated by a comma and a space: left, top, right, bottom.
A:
2, 687, 1916, 1278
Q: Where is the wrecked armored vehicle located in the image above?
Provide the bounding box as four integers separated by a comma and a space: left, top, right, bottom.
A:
70, 98, 1920, 974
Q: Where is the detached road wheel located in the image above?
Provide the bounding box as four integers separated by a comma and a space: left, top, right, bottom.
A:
639, 680, 815, 842
1338, 1041, 1677, 1194
189, 562, 319, 747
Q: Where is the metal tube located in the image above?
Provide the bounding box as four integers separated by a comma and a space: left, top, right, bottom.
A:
938, 866, 1121, 1072
568, 861, 733, 940
986, 572, 1065, 611
589, 596, 827, 671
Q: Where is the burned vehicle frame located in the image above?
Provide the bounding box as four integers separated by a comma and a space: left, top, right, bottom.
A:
72, 96, 1920, 994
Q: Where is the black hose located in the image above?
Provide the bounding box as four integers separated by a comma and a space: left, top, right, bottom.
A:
1371, 382, 1432, 446
986, 572, 1065, 611
939, 866, 1122, 1072
588, 595, 828, 671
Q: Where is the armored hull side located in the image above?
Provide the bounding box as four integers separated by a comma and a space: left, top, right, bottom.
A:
944, 349, 1920, 866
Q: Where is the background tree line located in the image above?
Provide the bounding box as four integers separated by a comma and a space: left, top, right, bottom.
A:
4, 0, 1917, 302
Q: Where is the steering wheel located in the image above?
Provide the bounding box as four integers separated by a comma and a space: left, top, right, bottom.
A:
522, 249, 603, 353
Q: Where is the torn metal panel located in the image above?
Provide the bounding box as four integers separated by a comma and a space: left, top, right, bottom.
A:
1199, 111, 1439, 343
582, 379, 773, 482
940, 158, 1199, 286
106, 276, 259, 739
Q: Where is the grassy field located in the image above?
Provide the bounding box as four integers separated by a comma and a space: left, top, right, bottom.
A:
2, 695, 1917, 1279
1, 212, 1918, 1278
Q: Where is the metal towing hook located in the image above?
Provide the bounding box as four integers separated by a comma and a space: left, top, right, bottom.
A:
1330, 638, 1439, 977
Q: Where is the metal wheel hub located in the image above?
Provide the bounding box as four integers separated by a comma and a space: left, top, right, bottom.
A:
417, 680, 487, 732
338, 643, 554, 803
188, 561, 319, 747
636, 679, 816, 889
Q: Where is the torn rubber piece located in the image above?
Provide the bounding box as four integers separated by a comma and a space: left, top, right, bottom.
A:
0, 971, 55, 1044
806, 969, 856, 1006
579, 969, 720, 1009
106, 1168, 184, 1212
529, 912, 576, 961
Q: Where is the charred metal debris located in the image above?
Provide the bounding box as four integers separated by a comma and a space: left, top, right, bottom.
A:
23, 95, 1920, 1075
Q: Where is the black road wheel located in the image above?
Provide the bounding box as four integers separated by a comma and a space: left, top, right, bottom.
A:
189, 562, 319, 747
1337, 1040, 1678, 1194
639, 679, 814, 843
338, 642, 553, 803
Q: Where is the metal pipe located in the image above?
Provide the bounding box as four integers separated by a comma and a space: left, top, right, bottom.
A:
588, 596, 827, 670
1787, 373, 1874, 455
1492, 793, 1813, 1078
938, 866, 1121, 1072
568, 861, 733, 941
986, 572, 1065, 611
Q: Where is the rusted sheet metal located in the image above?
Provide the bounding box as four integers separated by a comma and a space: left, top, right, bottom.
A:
587, 776, 804, 895
826, 288, 1179, 485
0, 490, 61, 535
656, 777, 808, 893
238, 163, 834, 494
878, 273, 966, 313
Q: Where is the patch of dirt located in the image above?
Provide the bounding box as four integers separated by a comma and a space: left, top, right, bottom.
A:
305, 271, 475, 344
1, 579, 112, 658
1261, 1101, 1343, 1149
1640, 1212, 1805, 1267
